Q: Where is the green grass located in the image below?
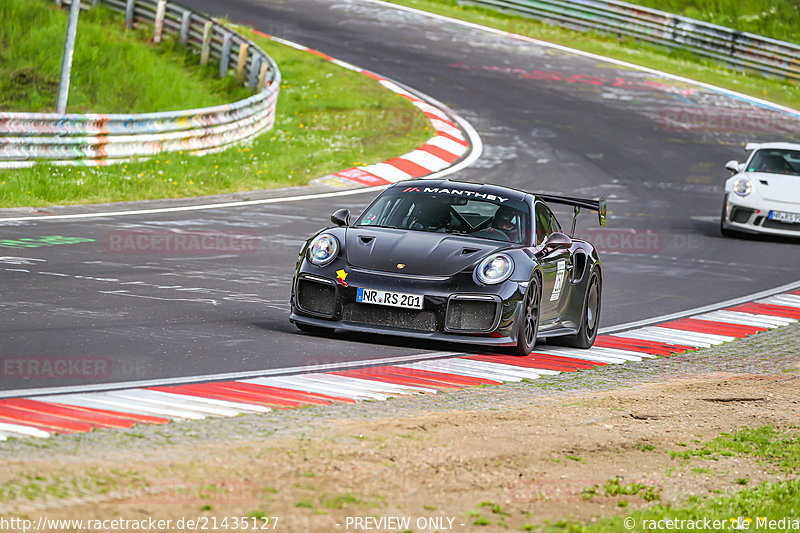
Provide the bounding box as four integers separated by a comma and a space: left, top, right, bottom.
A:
383, 0, 800, 110
669, 425, 800, 472
0, 0, 249, 113
0, 21, 431, 207
0, 469, 146, 503
545, 479, 800, 532
626, 0, 800, 44
541, 426, 800, 532
317, 492, 364, 509
603, 477, 660, 502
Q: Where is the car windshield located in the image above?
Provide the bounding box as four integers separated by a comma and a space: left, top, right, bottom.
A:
355, 189, 530, 244
747, 149, 800, 176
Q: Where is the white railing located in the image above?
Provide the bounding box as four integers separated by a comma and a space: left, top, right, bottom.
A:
469, 0, 800, 81
0, 0, 280, 168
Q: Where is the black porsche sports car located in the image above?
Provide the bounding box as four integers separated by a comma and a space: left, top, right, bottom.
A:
289, 179, 606, 354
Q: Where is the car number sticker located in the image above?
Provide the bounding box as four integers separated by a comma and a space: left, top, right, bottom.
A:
356, 287, 424, 310
550, 260, 566, 302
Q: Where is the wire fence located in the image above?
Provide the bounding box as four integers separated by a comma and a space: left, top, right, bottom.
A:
0, 0, 281, 168
469, 0, 800, 81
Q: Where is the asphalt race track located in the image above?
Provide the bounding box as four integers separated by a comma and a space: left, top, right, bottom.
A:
1, 0, 799, 395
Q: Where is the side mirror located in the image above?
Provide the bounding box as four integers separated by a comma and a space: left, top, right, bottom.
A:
331, 208, 350, 227
725, 160, 740, 174
543, 232, 572, 251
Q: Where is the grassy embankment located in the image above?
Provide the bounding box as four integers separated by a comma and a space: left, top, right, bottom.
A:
385, 0, 800, 112
0, 0, 431, 207
538, 426, 800, 532
631, 0, 800, 43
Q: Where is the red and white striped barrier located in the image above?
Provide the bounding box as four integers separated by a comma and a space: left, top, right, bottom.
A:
262, 34, 472, 189
1, 289, 798, 441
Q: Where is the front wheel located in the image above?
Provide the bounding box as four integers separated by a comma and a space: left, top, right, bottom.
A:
513, 276, 541, 356
559, 269, 601, 349
720, 197, 737, 238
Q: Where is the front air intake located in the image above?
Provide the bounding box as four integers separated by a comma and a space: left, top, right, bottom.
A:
297, 277, 337, 316
446, 296, 499, 332
731, 207, 754, 223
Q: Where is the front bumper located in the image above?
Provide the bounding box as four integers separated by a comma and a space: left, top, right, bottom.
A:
722, 194, 800, 237
290, 263, 526, 346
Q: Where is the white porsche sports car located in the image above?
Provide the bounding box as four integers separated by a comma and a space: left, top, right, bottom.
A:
721, 142, 800, 238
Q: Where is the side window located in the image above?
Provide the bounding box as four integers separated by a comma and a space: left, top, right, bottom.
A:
534, 203, 551, 245
549, 210, 561, 234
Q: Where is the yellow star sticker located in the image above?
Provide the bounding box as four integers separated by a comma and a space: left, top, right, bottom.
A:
336, 269, 347, 282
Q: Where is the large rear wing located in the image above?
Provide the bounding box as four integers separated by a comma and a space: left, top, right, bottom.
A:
536, 194, 607, 231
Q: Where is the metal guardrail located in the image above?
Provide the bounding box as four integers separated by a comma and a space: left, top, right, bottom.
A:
0, 0, 280, 168
467, 0, 800, 81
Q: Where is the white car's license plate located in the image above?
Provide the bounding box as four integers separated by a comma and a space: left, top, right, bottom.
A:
356, 287, 423, 310
769, 210, 800, 224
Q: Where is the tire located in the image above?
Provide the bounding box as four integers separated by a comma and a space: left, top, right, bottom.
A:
559, 269, 601, 349
513, 275, 541, 356
295, 322, 333, 335
720, 198, 736, 238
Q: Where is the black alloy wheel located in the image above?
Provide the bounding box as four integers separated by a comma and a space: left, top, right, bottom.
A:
513, 275, 541, 355
560, 270, 602, 348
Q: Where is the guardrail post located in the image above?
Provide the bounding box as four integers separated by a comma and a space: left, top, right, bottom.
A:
200, 21, 213, 65
153, 0, 167, 43
257, 62, 268, 91
237, 43, 249, 81
179, 10, 191, 46
248, 55, 261, 91
92, 0, 100, 8
125, 0, 135, 29
56, 0, 82, 114
219, 32, 232, 78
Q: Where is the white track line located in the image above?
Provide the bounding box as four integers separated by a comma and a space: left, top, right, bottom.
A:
365, 0, 800, 118
601, 280, 800, 334
300, 373, 430, 395
401, 361, 527, 382
532, 348, 632, 364
0, 422, 50, 439
39, 393, 204, 420
242, 377, 379, 401
701, 311, 795, 328
140, 389, 271, 413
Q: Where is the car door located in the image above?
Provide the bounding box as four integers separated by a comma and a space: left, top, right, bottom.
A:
535, 203, 572, 325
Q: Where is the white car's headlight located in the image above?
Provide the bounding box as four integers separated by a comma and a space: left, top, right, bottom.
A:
475, 253, 514, 285
732, 177, 752, 197
307, 234, 339, 266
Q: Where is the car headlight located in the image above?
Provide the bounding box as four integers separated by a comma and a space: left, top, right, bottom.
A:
307, 234, 339, 266
475, 253, 514, 285
732, 177, 752, 197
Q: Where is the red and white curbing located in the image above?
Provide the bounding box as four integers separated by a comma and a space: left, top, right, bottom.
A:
0, 290, 798, 441
261, 33, 472, 188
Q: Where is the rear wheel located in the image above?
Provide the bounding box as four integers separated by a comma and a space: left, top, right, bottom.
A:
513, 276, 541, 356
560, 270, 601, 348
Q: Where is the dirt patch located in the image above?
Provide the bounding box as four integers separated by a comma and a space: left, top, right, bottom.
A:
2, 372, 799, 532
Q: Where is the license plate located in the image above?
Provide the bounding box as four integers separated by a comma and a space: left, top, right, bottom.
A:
769, 210, 800, 224
356, 287, 423, 310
